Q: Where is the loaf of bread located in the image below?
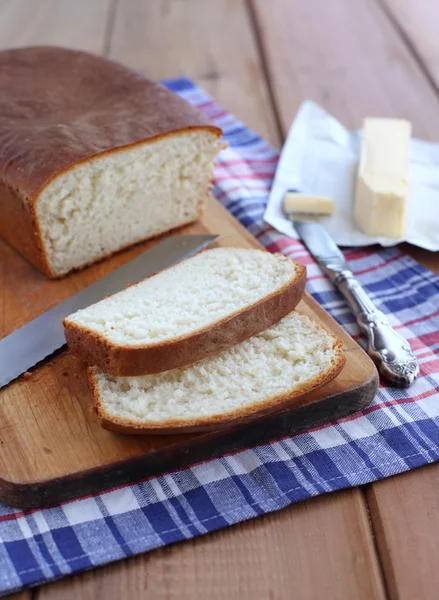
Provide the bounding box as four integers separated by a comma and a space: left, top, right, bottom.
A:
0, 46, 222, 278
64, 248, 306, 376
88, 311, 345, 434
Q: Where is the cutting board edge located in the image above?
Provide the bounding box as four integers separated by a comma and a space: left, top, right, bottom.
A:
0, 197, 380, 509
0, 368, 378, 509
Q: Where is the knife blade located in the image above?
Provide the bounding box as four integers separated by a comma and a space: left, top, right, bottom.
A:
0, 234, 218, 389
294, 220, 419, 387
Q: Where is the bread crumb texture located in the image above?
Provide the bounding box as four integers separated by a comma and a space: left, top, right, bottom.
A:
36, 130, 219, 276
90, 311, 341, 424
66, 248, 299, 346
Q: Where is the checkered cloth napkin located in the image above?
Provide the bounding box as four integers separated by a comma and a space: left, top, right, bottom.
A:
1, 78, 439, 596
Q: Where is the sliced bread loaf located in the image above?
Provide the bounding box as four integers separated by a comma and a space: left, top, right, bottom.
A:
0, 47, 222, 277
64, 248, 306, 376
89, 311, 345, 434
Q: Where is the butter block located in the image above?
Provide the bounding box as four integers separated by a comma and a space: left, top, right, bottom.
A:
354, 118, 411, 238
283, 193, 334, 215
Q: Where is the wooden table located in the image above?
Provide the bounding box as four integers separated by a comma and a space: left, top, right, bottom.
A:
2, 1, 438, 598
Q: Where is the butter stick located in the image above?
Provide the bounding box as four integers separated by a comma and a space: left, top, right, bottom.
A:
283, 192, 334, 215
354, 118, 411, 238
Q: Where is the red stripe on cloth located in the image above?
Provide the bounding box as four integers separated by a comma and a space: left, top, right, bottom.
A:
1, 369, 439, 524
407, 331, 439, 350
343, 247, 380, 261
0, 511, 24, 523
193, 100, 227, 115
307, 253, 405, 282
253, 232, 301, 254
409, 337, 431, 351
263, 236, 302, 251
2, 379, 438, 524
254, 227, 271, 239
416, 349, 437, 359
264, 240, 315, 262
264, 240, 295, 254
285, 251, 313, 263
353, 253, 402, 276
395, 307, 439, 330
214, 172, 273, 182
418, 331, 439, 346
419, 358, 439, 374
307, 252, 402, 282
307, 272, 325, 281
311, 386, 439, 431
218, 156, 278, 166
214, 184, 269, 200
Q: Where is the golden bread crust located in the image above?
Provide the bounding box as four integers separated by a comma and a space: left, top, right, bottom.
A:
64, 252, 307, 376
0, 46, 221, 277
88, 315, 346, 435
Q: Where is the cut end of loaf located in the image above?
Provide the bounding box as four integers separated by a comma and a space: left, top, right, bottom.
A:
36, 129, 221, 277
88, 311, 346, 435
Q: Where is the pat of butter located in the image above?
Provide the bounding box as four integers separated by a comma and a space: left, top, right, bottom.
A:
354, 118, 411, 238
283, 193, 334, 215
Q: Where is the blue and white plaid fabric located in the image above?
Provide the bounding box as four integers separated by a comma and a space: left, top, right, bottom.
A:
1, 78, 439, 595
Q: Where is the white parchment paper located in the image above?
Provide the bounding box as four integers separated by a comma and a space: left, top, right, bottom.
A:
264, 101, 439, 250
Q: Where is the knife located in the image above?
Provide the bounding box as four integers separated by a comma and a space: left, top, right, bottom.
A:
291, 220, 419, 387
0, 234, 218, 389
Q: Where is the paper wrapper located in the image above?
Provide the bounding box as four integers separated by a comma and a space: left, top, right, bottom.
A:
264, 101, 439, 250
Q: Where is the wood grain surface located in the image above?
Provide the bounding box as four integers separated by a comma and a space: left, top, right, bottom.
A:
36, 491, 386, 600
382, 0, 439, 92
251, 0, 439, 137
252, 4, 439, 600
0, 0, 112, 53
1, 0, 438, 598
0, 196, 377, 508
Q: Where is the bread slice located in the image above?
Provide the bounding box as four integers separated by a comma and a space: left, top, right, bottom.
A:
88, 311, 345, 435
0, 46, 222, 277
64, 248, 306, 376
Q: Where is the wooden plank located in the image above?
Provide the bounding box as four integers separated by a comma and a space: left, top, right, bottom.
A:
382, 0, 439, 90
251, 0, 439, 139
366, 465, 439, 600
34, 1, 387, 600
0, 197, 377, 508
0, 1, 99, 598
366, 241, 439, 600
109, 0, 279, 146
35, 491, 386, 600
251, 1, 439, 599
0, 0, 112, 52
0, 0, 384, 597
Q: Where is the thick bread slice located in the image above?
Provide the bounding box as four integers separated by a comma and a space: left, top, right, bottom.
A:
88, 311, 346, 435
0, 46, 222, 277
64, 248, 306, 376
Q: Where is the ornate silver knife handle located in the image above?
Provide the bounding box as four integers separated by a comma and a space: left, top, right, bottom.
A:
329, 265, 419, 387
290, 219, 419, 387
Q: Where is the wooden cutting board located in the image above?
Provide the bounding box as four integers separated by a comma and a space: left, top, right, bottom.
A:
0, 198, 378, 509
